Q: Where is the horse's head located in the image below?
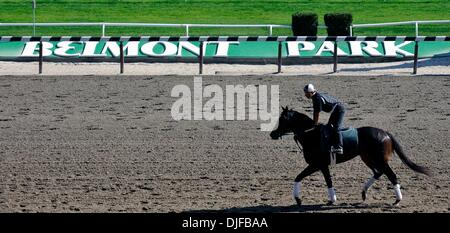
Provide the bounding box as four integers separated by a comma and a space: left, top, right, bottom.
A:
270, 106, 297, 139
270, 106, 315, 140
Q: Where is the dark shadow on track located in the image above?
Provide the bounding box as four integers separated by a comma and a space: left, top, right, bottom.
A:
181, 202, 397, 213
339, 57, 450, 72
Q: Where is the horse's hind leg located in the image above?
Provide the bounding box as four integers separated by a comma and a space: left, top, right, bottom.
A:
362, 170, 383, 201
382, 163, 402, 206
359, 150, 384, 201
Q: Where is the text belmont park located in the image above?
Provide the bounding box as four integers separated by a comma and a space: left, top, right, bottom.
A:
21, 41, 415, 57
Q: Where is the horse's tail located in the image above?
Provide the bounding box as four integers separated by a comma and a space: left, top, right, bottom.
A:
387, 132, 432, 176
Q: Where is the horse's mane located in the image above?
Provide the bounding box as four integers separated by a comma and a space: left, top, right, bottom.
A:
282, 107, 315, 127
292, 110, 313, 123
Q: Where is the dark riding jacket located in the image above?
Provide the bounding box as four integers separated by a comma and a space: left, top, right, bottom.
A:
311, 92, 343, 113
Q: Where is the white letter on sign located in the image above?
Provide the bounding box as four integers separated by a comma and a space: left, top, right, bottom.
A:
141, 41, 177, 56
287, 42, 315, 57
100, 41, 140, 57
177, 42, 204, 56
383, 41, 414, 57
316, 41, 347, 56
207, 42, 239, 57
81, 42, 104, 57
54, 42, 82, 57
349, 41, 382, 56
21, 42, 53, 57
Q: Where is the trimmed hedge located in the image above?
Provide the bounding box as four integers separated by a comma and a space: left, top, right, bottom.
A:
291, 12, 318, 36
324, 13, 353, 36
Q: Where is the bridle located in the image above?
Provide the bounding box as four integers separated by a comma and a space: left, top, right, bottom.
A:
293, 127, 315, 154
293, 134, 303, 153
276, 110, 316, 154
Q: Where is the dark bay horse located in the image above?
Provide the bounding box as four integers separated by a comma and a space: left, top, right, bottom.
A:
270, 107, 431, 207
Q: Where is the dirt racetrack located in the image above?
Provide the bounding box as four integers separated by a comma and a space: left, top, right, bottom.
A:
0, 74, 449, 213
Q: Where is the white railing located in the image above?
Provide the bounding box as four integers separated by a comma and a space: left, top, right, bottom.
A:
0, 22, 294, 36
350, 20, 450, 36
0, 20, 448, 36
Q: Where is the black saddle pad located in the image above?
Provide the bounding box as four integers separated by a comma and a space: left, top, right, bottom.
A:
318, 125, 358, 155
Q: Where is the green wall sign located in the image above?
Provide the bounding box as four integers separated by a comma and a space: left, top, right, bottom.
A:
0, 41, 449, 59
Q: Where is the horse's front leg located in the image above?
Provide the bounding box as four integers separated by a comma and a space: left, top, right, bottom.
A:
321, 166, 337, 205
293, 165, 319, 207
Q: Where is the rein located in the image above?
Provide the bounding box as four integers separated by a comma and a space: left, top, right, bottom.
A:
294, 134, 303, 153
293, 127, 315, 154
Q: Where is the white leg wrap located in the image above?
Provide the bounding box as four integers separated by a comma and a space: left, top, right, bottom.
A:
363, 177, 377, 192
327, 187, 337, 203
394, 184, 402, 201
293, 182, 301, 198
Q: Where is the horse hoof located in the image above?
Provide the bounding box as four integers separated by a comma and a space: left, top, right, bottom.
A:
393, 199, 401, 206
362, 191, 367, 201
326, 201, 335, 206
294, 197, 302, 207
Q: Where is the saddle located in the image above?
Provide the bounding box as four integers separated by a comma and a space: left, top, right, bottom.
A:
318, 124, 359, 165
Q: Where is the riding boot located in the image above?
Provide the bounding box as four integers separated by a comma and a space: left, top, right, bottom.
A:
337, 131, 343, 153
329, 105, 345, 155
331, 131, 343, 154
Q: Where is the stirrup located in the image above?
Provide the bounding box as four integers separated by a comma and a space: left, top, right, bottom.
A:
331, 146, 343, 155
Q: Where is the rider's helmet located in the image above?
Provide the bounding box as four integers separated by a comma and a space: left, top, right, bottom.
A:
303, 84, 316, 93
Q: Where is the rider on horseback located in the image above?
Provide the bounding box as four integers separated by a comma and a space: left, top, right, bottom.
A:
303, 84, 345, 155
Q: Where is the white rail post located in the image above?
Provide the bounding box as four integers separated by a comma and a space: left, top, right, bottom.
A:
32, 0, 36, 36
102, 23, 106, 36
269, 25, 273, 36
186, 25, 189, 36
415, 22, 419, 36
350, 25, 353, 36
